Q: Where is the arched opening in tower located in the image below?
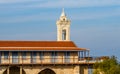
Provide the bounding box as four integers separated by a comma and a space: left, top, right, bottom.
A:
38, 68, 56, 74
62, 29, 66, 40
3, 66, 26, 74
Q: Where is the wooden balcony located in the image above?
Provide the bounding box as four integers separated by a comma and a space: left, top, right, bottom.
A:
0, 56, 107, 66
0, 57, 95, 65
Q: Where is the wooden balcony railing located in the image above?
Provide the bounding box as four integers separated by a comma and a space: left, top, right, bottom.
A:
0, 57, 105, 65
0, 57, 79, 65
79, 56, 109, 63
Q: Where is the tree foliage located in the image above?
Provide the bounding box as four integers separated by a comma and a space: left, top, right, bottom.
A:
93, 56, 120, 74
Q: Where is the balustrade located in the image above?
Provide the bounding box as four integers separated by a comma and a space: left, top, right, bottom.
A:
0, 57, 79, 65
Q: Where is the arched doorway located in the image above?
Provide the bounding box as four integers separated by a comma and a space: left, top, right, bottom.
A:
39, 68, 55, 74
3, 66, 26, 74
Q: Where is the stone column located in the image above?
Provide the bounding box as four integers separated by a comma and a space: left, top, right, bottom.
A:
20, 66, 22, 74
74, 65, 80, 74
84, 66, 88, 74
7, 67, 9, 74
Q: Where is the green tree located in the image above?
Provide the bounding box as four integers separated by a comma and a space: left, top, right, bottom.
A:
93, 56, 120, 74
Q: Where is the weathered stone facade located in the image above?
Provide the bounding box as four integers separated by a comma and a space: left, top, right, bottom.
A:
0, 65, 91, 74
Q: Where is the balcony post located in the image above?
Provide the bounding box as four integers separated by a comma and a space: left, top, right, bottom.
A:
79, 51, 81, 60
41, 51, 42, 64
53, 51, 56, 64
83, 51, 84, 58
31, 52, 33, 64
87, 50, 90, 63
22, 52, 23, 65
62, 52, 63, 64
18, 52, 20, 64
8, 51, 10, 65
73, 52, 75, 63
81, 51, 83, 59
84, 51, 86, 57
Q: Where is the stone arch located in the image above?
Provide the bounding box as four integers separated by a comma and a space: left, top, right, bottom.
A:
38, 68, 56, 74
3, 66, 26, 74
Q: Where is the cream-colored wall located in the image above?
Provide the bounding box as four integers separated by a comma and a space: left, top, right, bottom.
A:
0, 65, 79, 74
57, 23, 70, 41
84, 66, 88, 74
16, 65, 79, 74
0, 65, 94, 74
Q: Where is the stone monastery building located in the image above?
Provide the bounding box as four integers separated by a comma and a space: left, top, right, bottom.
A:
0, 9, 103, 74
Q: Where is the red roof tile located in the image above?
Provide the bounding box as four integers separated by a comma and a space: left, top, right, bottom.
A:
0, 41, 76, 47
0, 41, 87, 51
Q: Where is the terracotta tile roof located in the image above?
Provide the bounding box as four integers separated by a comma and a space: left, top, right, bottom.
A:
0, 47, 86, 51
0, 41, 87, 51
0, 41, 76, 47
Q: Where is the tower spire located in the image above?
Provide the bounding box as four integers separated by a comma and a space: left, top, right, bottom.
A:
61, 8, 66, 17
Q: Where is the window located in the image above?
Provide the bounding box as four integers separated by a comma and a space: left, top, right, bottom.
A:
64, 52, 70, 63
12, 52, 18, 63
62, 30, 66, 40
30, 52, 37, 63
51, 52, 57, 63
4, 52, 9, 59
39, 52, 44, 60
65, 52, 70, 57
51, 52, 57, 58
33, 52, 37, 58
22, 52, 26, 59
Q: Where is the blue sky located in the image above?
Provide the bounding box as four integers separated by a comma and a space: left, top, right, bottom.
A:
0, 0, 120, 61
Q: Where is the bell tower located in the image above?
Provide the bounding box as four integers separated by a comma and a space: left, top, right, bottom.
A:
56, 8, 71, 41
